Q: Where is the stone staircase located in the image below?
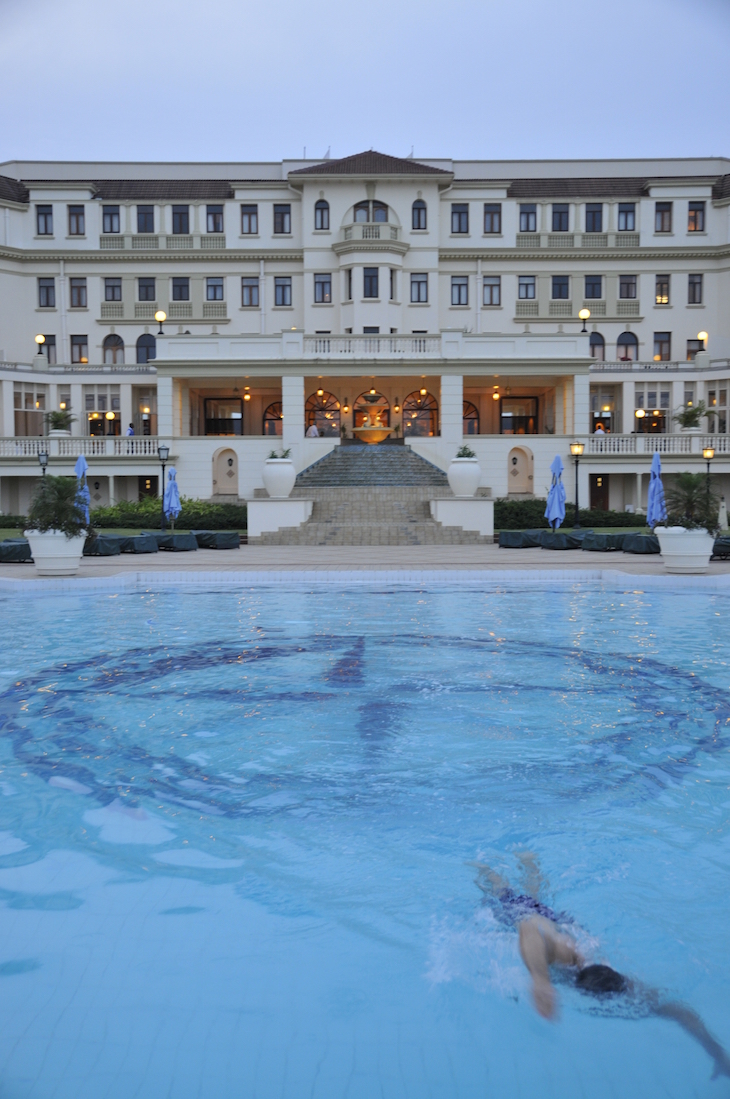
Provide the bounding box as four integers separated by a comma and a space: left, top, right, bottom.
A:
250, 444, 493, 547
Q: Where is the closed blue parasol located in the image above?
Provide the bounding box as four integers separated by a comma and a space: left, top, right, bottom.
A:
163, 466, 182, 528
646, 451, 667, 528
544, 455, 566, 530
74, 454, 90, 525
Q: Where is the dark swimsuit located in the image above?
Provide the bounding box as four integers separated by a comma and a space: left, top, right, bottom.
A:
493, 888, 572, 929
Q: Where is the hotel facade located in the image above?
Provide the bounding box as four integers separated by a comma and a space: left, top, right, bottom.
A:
0, 150, 729, 517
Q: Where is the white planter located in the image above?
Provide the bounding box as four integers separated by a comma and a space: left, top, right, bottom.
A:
679, 426, 702, 434
47, 429, 71, 438
447, 457, 481, 498
24, 530, 87, 576
262, 459, 296, 499
654, 526, 714, 574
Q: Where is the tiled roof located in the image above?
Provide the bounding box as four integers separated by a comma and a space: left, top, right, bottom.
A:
713, 174, 730, 200
22, 179, 235, 201
290, 150, 451, 177
505, 177, 649, 199
0, 175, 29, 203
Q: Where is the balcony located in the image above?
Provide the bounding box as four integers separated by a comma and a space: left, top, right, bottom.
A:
340, 223, 400, 242
616, 301, 641, 317
549, 301, 572, 317
585, 433, 730, 456
166, 234, 193, 250
168, 302, 193, 319
0, 436, 164, 459
100, 303, 124, 319
581, 233, 608, 248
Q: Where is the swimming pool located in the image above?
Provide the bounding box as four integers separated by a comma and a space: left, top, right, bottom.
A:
0, 579, 727, 1098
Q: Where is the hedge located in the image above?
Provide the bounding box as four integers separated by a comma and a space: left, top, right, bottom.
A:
493, 497, 647, 530
90, 497, 247, 530
0, 514, 27, 529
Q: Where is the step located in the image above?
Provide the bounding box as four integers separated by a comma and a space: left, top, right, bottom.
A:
294, 443, 449, 487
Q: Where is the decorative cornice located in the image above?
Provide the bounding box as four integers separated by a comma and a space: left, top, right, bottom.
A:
0, 246, 304, 264
332, 239, 409, 257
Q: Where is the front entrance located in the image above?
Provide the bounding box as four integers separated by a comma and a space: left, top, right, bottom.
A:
507, 446, 534, 494
590, 474, 609, 510
213, 448, 239, 495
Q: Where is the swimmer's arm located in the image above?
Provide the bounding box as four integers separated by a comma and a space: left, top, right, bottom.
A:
518, 917, 582, 1020
651, 999, 730, 1079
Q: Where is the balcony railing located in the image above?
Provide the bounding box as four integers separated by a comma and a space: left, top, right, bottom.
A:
591, 360, 702, 372
0, 436, 165, 458
303, 335, 441, 356
585, 433, 729, 456
340, 224, 400, 242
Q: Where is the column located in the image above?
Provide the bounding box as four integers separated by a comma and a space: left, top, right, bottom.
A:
621, 381, 635, 434
636, 472, 643, 512
1, 379, 14, 436
69, 383, 83, 435
282, 375, 304, 469
440, 374, 463, 455
573, 372, 589, 435
120, 383, 133, 440
157, 375, 174, 437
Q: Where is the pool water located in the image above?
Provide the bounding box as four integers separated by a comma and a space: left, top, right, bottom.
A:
0, 581, 728, 1098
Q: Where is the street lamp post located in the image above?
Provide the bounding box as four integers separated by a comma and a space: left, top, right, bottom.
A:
703, 446, 714, 517
698, 331, 708, 352
569, 441, 584, 527
578, 308, 591, 334
37, 450, 49, 477
157, 443, 170, 531
154, 310, 167, 336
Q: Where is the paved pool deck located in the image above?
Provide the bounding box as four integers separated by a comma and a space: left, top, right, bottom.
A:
1, 543, 729, 580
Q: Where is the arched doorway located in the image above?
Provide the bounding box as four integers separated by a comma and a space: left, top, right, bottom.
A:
508, 446, 534, 495
212, 447, 238, 496
305, 391, 340, 436
354, 390, 389, 428
136, 334, 156, 363
403, 390, 438, 436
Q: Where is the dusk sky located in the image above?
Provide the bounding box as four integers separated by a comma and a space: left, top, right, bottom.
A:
1, 0, 729, 164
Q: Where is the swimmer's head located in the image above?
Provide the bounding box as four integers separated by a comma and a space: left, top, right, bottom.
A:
575, 964, 627, 996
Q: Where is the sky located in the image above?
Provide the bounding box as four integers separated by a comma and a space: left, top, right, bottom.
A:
1, 0, 729, 166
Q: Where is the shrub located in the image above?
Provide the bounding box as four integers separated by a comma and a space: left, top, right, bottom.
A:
44, 409, 76, 432
665, 472, 719, 533
494, 497, 646, 530
91, 496, 247, 530
0, 514, 27, 529
455, 444, 477, 458
671, 401, 709, 430
27, 475, 87, 537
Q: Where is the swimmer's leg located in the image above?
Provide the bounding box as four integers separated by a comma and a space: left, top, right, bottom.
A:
516, 850, 548, 898
469, 861, 510, 895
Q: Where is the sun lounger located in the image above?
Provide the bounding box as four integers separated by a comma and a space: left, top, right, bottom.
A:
0, 538, 31, 563
190, 530, 241, 549
622, 532, 660, 554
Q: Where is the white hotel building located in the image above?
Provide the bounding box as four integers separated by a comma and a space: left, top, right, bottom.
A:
0, 149, 729, 517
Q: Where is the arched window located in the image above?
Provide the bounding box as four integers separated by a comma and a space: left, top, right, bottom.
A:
412, 200, 427, 230
589, 332, 605, 361
136, 333, 156, 364
305, 390, 340, 436
314, 200, 329, 231
372, 201, 388, 223
403, 390, 438, 437
463, 400, 479, 435
617, 331, 638, 362
103, 334, 124, 364
354, 390, 389, 428
354, 201, 369, 223
263, 401, 283, 436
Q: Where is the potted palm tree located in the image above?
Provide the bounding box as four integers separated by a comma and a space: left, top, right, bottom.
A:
24, 475, 88, 575
44, 409, 76, 437
447, 444, 481, 498
262, 447, 295, 499
672, 401, 710, 434
655, 472, 717, 573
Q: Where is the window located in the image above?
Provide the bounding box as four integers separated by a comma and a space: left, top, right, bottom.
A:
552, 275, 569, 299
40, 335, 57, 364
451, 204, 469, 234
136, 334, 156, 364
412, 200, 427, 230
241, 204, 258, 234
387, 269, 395, 301
688, 273, 703, 304
653, 331, 671, 361
100, 204, 121, 234
70, 278, 87, 308
483, 275, 501, 306
138, 277, 156, 302
38, 278, 55, 308
584, 275, 602, 299
172, 277, 189, 301
206, 277, 224, 301
71, 335, 88, 363
463, 400, 479, 435
314, 273, 331, 303
617, 203, 636, 232
688, 201, 705, 232
655, 275, 670, 305
354, 201, 369, 223
274, 204, 291, 234
363, 267, 379, 298
36, 205, 53, 235
263, 401, 283, 436
402, 390, 437, 436
617, 332, 638, 361
137, 205, 154, 233
619, 274, 637, 299
585, 203, 603, 233
411, 273, 428, 303
305, 391, 340, 436
345, 268, 353, 300
552, 204, 569, 232
104, 277, 122, 302
314, 200, 329, 230
501, 397, 538, 435
519, 204, 537, 232
103, 334, 124, 365
451, 276, 468, 306
484, 203, 501, 234
686, 339, 704, 361
206, 205, 224, 233
274, 276, 292, 306
204, 398, 243, 436
68, 205, 85, 235
363, 327, 380, 334
655, 202, 672, 233
241, 277, 259, 307
372, 201, 388, 223
589, 332, 605, 361
518, 275, 536, 299
172, 206, 189, 234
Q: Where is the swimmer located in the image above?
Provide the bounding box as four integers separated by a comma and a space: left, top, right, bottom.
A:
473, 854, 730, 1080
